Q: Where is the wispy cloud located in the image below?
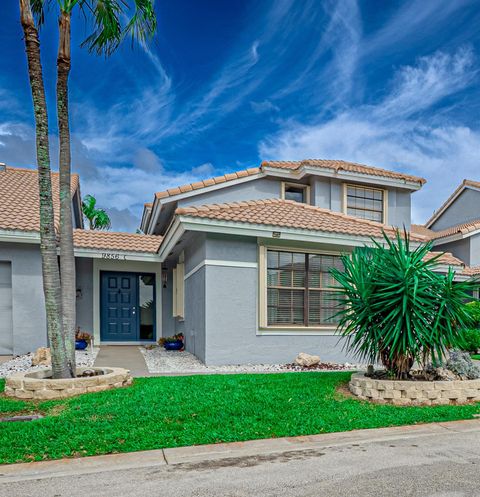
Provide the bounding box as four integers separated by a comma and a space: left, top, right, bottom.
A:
259, 47, 480, 223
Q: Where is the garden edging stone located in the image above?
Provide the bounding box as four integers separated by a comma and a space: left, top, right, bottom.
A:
349, 372, 480, 405
5, 367, 132, 399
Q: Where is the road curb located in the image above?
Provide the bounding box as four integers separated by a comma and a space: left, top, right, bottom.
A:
1, 419, 479, 483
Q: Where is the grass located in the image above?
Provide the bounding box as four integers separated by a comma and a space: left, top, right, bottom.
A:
0, 372, 479, 464
471, 354, 480, 361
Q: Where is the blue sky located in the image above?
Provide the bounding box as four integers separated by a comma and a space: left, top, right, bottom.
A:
1, 0, 480, 231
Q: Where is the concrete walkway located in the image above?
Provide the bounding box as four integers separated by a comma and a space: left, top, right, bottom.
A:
94, 346, 149, 377
1, 419, 480, 496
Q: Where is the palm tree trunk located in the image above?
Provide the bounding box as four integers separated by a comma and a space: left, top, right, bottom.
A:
19, 0, 71, 379
57, 9, 76, 376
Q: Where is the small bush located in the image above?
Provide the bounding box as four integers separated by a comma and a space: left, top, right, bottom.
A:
446, 350, 480, 379
459, 328, 480, 353
466, 301, 480, 327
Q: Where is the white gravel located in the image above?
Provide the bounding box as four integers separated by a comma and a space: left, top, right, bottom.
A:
140, 346, 362, 374
0, 347, 100, 378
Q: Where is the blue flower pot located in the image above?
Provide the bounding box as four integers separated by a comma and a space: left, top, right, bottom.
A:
75, 339, 88, 351
164, 340, 183, 351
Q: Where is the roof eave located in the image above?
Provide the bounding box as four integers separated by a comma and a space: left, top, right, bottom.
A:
262, 165, 424, 190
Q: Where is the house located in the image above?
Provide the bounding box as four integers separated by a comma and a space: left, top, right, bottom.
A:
412, 180, 480, 271
0, 159, 475, 364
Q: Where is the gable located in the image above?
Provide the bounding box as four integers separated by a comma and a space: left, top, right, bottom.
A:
430, 187, 480, 231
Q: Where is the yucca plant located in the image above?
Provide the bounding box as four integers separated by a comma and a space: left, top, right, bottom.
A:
331, 231, 477, 379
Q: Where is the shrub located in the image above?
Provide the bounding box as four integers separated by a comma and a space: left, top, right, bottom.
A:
465, 301, 480, 327
459, 328, 480, 353
331, 231, 478, 379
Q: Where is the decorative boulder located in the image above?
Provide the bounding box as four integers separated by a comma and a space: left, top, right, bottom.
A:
295, 352, 320, 367
31, 347, 51, 366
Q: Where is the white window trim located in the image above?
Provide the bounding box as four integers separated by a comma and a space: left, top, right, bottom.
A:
258, 245, 342, 333
342, 183, 388, 224
281, 181, 311, 204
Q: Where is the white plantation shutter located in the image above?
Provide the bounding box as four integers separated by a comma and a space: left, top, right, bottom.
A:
266, 250, 343, 327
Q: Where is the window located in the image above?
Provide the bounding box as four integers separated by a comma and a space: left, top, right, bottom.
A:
281, 182, 310, 204
345, 185, 385, 223
265, 249, 344, 327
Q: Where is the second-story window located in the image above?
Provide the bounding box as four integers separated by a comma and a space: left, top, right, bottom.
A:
345, 185, 385, 223
282, 182, 310, 204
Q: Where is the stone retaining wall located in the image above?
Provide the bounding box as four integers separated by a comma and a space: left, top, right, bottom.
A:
5, 367, 132, 400
349, 372, 480, 405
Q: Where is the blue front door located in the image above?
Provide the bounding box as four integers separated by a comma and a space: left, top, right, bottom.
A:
101, 272, 138, 341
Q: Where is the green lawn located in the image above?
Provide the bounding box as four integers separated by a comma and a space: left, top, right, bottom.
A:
0, 372, 479, 465
472, 354, 480, 361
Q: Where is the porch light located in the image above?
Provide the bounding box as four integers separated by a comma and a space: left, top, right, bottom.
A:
162, 267, 168, 288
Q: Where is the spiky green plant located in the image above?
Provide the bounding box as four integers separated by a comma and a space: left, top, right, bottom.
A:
331, 231, 478, 379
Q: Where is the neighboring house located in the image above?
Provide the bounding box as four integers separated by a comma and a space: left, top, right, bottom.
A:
0, 160, 476, 364
412, 180, 480, 271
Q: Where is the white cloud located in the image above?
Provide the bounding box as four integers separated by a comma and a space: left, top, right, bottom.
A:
259, 48, 480, 223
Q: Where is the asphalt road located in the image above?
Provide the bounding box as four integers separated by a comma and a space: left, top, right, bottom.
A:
2, 421, 480, 497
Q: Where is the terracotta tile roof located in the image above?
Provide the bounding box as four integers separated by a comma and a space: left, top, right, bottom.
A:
462, 266, 480, 277
423, 251, 466, 267
464, 179, 480, 189
73, 230, 162, 254
261, 159, 426, 185
176, 198, 425, 241
155, 167, 261, 199
0, 166, 79, 233
153, 159, 424, 204
411, 224, 435, 238
430, 219, 480, 240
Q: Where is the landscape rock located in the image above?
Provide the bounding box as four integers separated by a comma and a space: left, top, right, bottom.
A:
295, 352, 321, 367
31, 347, 51, 366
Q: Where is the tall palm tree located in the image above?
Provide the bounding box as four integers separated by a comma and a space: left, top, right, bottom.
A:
82, 195, 112, 230
19, 0, 71, 379
22, 0, 157, 378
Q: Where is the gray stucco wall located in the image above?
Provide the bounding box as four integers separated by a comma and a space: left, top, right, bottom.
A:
180, 234, 354, 366
431, 188, 480, 231
388, 189, 412, 229
184, 268, 206, 361
435, 238, 471, 265
178, 177, 280, 207
75, 257, 93, 333
0, 242, 47, 354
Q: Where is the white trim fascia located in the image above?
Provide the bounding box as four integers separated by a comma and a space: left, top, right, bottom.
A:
301, 166, 423, 190
0, 230, 40, 244
184, 259, 257, 281
73, 247, 162, 262
158, 217, 185, 261
178, 216, 397, 248
431, 228, 480, 246
261, 165, 423, 190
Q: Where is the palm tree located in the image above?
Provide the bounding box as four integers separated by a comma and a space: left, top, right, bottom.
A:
82, 195, 112, 230
19, 0, 71, 378
22, 0, 157, 378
